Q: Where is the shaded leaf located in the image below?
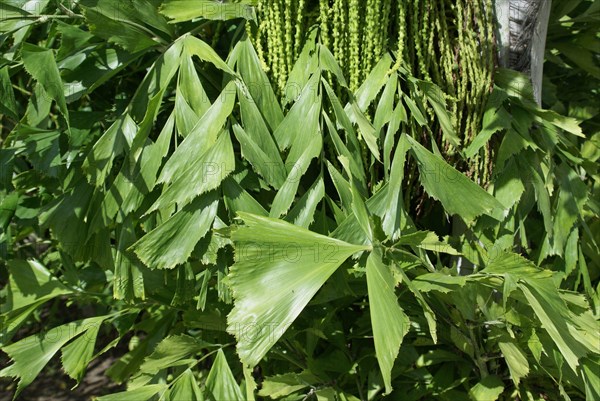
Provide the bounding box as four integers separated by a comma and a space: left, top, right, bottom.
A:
392, 263, 437, 343
223, 177, 269, 217
407, 136, 506, 223
169, 369, 204, 401
498, 341, 529, 386
519, 279, 591, 372
285, 174, 325, 228
96, 384, 167, 401
21, 43, 69, 122
83, 115, 137, 187
79, 0, 167, 52
0, 316, 109, 397
0, 66, 18, 120
205, 349, 244, 401
412, 273, 467, 293
366, 249, 410, 394
468, 375, 504, 401
258, 371, 317, 398
61, 322, 101, 383
3, 260, 72, 312
419, 80, 460, 147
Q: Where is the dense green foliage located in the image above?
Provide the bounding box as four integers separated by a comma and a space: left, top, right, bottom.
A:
0, 1, 598, 400
251, 0, 495, 181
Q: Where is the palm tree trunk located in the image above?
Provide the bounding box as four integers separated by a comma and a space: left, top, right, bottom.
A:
494, 0, 552, 104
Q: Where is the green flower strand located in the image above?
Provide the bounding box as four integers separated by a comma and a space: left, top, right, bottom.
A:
319, 0, 330, 50
348, 0, 361, 91
251, 0, 496, 183
294, 0, 306, 60
284, 0, 293, 76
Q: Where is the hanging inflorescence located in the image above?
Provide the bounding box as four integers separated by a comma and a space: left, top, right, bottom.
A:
247, 0, 309, 95
248, 0, 393, 95
398, 0, 496, 182
250, 0, 496, 182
